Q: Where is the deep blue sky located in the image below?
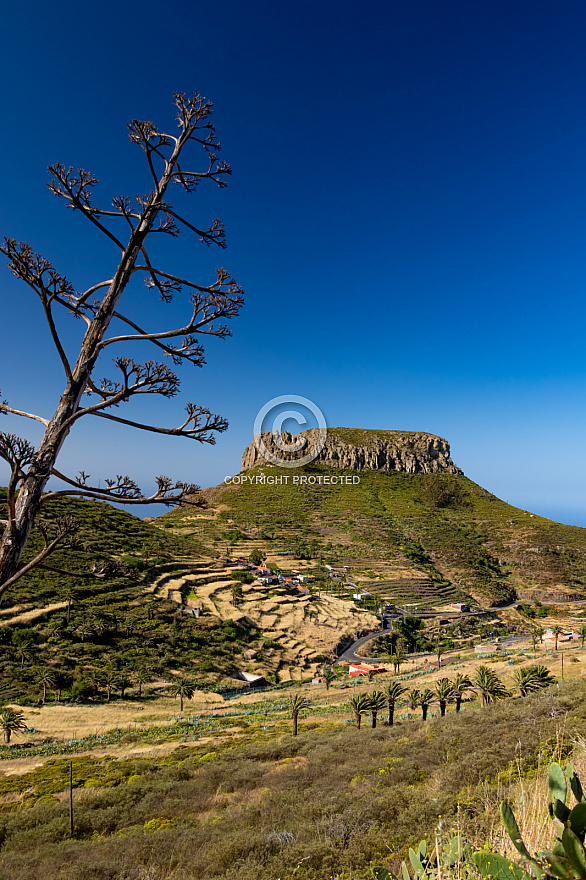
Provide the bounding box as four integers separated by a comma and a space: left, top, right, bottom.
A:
2, 1, 586, 524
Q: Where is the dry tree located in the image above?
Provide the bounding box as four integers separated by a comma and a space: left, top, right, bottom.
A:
0, 92, 243, 600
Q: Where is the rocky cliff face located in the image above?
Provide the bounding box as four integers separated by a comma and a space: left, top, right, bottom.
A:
241, 427, 463, 475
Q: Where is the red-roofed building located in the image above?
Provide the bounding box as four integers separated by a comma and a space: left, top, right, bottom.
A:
348, 662, 386, 677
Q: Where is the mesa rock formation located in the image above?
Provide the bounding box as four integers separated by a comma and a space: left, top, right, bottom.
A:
241, 427, 463, 475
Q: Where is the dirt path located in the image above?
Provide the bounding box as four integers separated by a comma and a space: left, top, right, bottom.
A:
0, 602, 68, 626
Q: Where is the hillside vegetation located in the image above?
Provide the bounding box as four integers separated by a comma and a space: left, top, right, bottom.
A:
0, 491, 264, 701
161, 464, 586, 608
1, 673, 586, 879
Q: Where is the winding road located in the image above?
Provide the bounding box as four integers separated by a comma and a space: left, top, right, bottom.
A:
333, 595, 586, 665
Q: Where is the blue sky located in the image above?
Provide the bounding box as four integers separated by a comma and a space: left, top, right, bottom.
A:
2, 1, 586, 524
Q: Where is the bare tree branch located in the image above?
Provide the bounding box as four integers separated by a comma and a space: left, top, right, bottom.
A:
43, 467, 201, 507
89, 401, 227, 442
0, 400, 49, 426
47, 166, 126, 250
0, 515, 78, 598
0, 91, 243, 598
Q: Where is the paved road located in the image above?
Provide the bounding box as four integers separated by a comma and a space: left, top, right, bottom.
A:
335, 593, 586, 666
336, 629, 388, 664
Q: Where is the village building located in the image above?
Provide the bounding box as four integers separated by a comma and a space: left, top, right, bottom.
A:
348, 662, 386, 677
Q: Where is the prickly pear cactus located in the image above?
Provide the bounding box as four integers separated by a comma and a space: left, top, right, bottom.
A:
374, 762, 586, 880
372, 834, 473, 880
474, 762, 586, 880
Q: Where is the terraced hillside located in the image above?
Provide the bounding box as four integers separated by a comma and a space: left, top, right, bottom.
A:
160, 461, 586, 607
145, 554, 379, 680
0, 489, 373, 690
0, 492, 269, 698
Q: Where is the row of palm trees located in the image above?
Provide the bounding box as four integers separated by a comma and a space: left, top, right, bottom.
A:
0, 674, 197, 746
352, 664, 555, 727
288, 663, 556, 735
27, 664, 154, 704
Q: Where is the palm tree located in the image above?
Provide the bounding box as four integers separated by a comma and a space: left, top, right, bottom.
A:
513, 665, 555, 697
322, 668, 336, 690
123, 615, 137, 637
529, 627, 541, 651
0, 708, 27, 743
451, 673, 472, 712
14, 637, 35, 668
391, 650, 406, 674
580, 625, 586, 649
385, 680, 407, 726
45, 618, 65, 641
102, 667, 119, 702
59, 587, 77, 625
85, 670, 101, 699
116, 672, 132, 699
408, 689, 421, 711
132, 667, 151, 697
74, 622, 94, 642
347, 693, 370, 730
169, 677, 195, 712
35, 666, 57, 704
288, 694, 310, 736
367, 690, 387, 729
434, 677, 452, 717
53, 670, 69, 702
551, 625, 563, 651
474, 666, 508, 707
231, 583, 244, 606
420, 689, 434, 721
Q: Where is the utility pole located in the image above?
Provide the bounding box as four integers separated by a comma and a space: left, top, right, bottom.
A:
69, 760, 74, 836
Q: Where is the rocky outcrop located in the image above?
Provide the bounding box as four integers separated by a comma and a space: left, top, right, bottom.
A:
241, 427, 463, 475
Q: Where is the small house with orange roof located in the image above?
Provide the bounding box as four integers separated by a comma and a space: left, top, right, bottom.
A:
348, 662, 386, 677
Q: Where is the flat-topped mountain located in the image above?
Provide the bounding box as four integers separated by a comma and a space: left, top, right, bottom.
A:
242, 427, 463, 475
159, 427, 586, 609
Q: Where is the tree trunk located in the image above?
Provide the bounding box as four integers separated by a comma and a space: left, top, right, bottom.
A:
422, 705, 428, 721
455, 696, 461, 712
292, 713, 298, 736
440, 700, 446, 717
388, 704, 394, 726
372, 713, 377, 729
5, 729, 11, 744
180, 694, 184, 712
0, 137, 185, 600
356, 714, 361, 730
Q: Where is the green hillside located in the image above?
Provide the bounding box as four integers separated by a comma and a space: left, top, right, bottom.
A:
0, 491, 263, 701
162, 464, 586, 607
